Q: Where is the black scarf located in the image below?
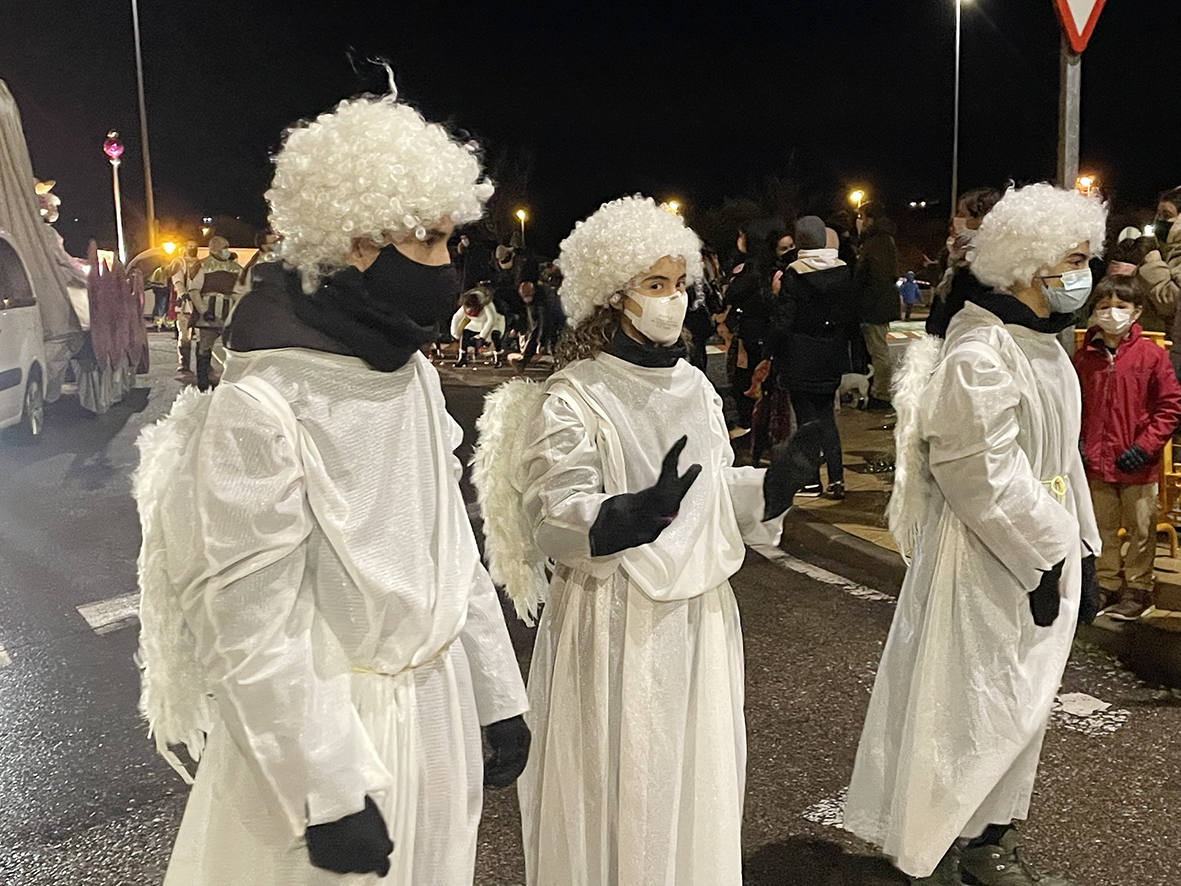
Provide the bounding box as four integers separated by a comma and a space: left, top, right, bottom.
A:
605, 328, 687, 368
288, 266, 435, 372
967, 289, 1077, 334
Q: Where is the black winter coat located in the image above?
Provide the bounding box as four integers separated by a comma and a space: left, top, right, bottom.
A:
770, 263, 858, 394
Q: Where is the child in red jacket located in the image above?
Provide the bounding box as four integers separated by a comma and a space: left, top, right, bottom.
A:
1074, 274, 1181, 619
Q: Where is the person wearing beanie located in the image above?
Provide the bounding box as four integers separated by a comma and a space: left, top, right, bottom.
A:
768, 215, 858, 500
472, 195, 821, 885
134, 79, 529, 885
844, 184, 1106, 886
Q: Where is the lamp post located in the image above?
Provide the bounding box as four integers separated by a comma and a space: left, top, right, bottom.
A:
515, 208, 528, 246
131, 0, 157, 247
103, 131, 127, 264
951, 0, 972, 217
1076, 174, 1096, 197
848, 189, 866, 211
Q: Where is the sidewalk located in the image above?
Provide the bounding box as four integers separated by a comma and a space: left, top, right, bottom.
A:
787, 402, 1181, 687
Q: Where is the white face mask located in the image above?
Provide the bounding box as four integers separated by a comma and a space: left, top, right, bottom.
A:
624, 289, 688, 345
1094, 305, 1136, 337
1040, 267, 1092, 314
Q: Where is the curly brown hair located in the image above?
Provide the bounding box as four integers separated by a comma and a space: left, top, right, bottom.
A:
554, 304, 622, 368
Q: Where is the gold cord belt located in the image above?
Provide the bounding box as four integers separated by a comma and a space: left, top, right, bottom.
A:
1041, 475, 1068, 504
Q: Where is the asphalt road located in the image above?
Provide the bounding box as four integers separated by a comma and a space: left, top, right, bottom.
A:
0, 335, 1178, 885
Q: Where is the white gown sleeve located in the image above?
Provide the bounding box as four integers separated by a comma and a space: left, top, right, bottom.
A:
439, 405, 529, 726
924, 342, 1078, 591
459, 565, 529, 725
179, 385, 392, 836
714, 391, 783, 547
521, 391, 616, 565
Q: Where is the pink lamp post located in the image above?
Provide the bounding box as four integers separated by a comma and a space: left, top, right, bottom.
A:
103, 131, 127, 264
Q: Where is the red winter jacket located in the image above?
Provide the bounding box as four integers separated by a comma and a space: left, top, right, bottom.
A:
1073, 324, 1181, 485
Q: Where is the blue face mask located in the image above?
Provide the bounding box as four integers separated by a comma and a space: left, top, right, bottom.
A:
1040, 267, 1092, 314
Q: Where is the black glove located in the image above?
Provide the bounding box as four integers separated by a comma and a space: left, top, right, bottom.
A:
589, 436, 702, 556
762, 421, 825, 520
1077, 554, 1100, 626
1115, 444, 1149, 473
1028, 559, 1064, 628
306, 796, 393, 877
483, 714, 531, 788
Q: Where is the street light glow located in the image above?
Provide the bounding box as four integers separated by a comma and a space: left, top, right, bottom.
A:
665, 200, 681, 215
515, 209, 528, 222
849, 189, 866, 209
161, 241, 176, 255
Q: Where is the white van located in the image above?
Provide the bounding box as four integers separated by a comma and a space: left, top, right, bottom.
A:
0, 230, 46, 437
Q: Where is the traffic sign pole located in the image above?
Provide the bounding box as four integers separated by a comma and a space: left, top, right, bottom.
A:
1052, 0, 1105, 189
1056, 35, 1081, 188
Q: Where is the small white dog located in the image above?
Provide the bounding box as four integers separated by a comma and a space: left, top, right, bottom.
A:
837, 365, 874, 410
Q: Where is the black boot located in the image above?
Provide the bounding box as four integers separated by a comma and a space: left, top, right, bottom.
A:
196, 352, 212, 392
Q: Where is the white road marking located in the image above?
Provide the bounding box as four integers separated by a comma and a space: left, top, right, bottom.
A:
77, 592, 140, 635
756, 545, 895, 603
802, 787, 848, 828
0, 642, 9, 667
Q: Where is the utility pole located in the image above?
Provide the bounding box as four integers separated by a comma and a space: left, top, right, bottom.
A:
131, 0, 157, 247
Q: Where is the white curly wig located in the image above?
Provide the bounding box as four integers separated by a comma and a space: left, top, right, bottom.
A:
969, 182, 1107, 291
266, 87, 493, 289
557, 196, 703, 326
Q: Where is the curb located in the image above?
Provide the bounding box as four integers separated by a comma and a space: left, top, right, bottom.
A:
783, 512, 1181, 689
781, 511, 905, 596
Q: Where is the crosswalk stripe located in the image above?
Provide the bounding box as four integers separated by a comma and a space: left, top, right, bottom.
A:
77, 592, 140, 634
756, 546, 894, 603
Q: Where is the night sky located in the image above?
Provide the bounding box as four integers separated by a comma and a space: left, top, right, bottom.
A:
3, 1, 1176, 257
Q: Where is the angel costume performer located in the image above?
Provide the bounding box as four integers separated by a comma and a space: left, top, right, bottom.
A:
473, 197, 818, 886
843, 184, 1107, 883
134, 86, 528, 885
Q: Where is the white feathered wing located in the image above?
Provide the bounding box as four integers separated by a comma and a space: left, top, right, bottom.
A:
132, 386, 216, 783
471, 379, 549, 625
886, 334, 944, 564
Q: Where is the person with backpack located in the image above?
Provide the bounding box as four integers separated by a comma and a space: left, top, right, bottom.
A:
472, 196, 821, 886
134, 81, 529, 885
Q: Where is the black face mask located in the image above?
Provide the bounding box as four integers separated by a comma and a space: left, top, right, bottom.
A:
1154, 218, 1175, 244
362, 244, 461, 328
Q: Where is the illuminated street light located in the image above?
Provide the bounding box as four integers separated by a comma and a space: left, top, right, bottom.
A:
848, 189, 866, 210
515, 208, 528, 245
1076, 174, 1096, 196
161, 240, 177, 256
909, 201, 918, 209
663, 199, 682, 215
103, 131, 127, 264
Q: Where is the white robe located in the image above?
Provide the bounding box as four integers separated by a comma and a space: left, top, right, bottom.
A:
162, 348, 528, 885
843, 303, 1101, 877
516, 352, 781, 886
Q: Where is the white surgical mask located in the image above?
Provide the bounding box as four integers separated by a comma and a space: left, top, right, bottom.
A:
1094, 305, 1135, 337
624, 289, 688, 345
1040, 267, 1092, 314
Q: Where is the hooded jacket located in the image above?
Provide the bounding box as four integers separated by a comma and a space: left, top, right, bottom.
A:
1073, 322, 1181, 485
769, 262, 857, 394
1143, 220, 1181, 367
854, 220, 901, 325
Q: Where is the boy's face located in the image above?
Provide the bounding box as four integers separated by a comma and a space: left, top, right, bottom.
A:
1093, 293, 1142, 329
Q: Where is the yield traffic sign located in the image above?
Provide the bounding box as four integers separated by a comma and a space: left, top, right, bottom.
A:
1054, 0, 1107, 53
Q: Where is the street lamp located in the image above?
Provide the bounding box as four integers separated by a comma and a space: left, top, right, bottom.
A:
515, 208, 528, 245
848, 189, 866, 210
951, 0, 973, 218
161, 240, 177, 256
665, 200, 681, 215
1076, 174, 1096, 197
103, 131, 127, 264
